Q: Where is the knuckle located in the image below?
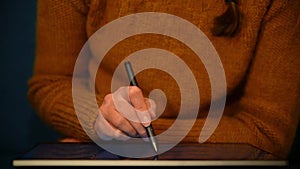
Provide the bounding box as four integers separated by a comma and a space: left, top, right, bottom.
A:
135, 105, 145, 111
114, 117, 125, 127
139, 130, 147, 137
103, 94, 113, 103
99, 106, 107, 115
102, 94, 116, 110
131, 123, 146, 137
144, 98, 151, 107
99, 104, 113, 118
129, 86, 142, 97
128, 129, 137, 137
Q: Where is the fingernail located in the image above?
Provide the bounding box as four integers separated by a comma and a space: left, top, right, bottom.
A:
142, 122, 151, 127
143, 116, 150, 123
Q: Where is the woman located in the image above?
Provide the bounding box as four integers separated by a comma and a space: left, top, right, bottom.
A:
28, 0, 300, 159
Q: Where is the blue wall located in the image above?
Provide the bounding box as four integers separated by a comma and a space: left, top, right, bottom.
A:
0, 1, 60, 168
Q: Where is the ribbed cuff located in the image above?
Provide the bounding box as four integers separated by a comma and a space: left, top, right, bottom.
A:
50, 79, 103, 142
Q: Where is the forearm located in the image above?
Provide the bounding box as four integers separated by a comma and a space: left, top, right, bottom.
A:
29, 0, 94, 140
28, 75, 101, 141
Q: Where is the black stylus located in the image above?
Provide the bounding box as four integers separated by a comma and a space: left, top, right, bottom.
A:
124, 61, 159, 156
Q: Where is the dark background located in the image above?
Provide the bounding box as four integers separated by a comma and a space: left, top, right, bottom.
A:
0, 1, 60, 169
0, 0, 299, 169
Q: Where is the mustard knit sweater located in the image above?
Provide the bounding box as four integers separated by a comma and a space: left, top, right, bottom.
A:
28, 0, 300, 158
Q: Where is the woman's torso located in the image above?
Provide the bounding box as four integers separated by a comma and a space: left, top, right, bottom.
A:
85, 0, 271, 118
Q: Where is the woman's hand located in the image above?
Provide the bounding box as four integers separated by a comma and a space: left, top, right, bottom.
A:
94, 86, 156, 141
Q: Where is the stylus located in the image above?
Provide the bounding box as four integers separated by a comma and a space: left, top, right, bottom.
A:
124, 61, 159, 156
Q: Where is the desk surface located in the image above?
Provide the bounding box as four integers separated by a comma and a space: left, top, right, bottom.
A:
13, 143, 287, 167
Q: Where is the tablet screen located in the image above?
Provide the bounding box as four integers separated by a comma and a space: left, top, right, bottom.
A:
13, 143, 287, 167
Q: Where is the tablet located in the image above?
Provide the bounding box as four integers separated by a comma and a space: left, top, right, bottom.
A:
13, 143, 288, 168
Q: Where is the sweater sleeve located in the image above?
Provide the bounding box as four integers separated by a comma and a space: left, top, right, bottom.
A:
28, 0, 101, 141
235, 0, 300, 157
154, 0, 300, 158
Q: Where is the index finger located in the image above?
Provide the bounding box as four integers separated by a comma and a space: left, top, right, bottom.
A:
128, 86, 152, 127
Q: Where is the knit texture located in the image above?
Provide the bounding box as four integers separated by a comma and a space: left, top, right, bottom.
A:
28, 0, 300, 158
